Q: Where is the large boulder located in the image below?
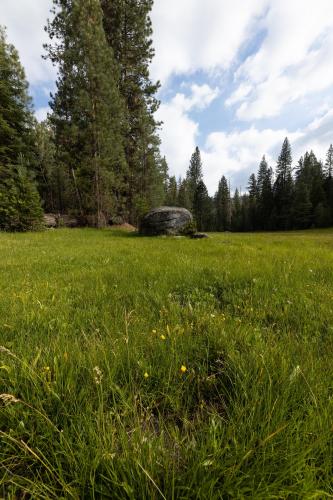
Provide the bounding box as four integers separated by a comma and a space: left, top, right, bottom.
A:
139, 206, 193, 236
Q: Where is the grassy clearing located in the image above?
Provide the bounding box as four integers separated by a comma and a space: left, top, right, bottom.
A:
1, 228, 333, 499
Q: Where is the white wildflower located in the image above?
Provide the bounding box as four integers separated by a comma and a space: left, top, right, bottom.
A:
0, 393, 20, 405
289, 365, 301, 381
93, 366, 103, 385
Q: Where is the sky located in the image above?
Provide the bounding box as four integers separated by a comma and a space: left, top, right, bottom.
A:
2, 0, 333, 193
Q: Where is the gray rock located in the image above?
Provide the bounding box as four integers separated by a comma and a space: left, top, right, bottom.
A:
43, 213, 58, 228
58, 214, 80, 228
109, 215, 125, 226
191, 233, 209, 239
139, 206, 193, 236
43, 213, 81, 228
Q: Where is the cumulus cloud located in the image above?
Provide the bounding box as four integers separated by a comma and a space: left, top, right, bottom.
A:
294, 108, 333, 161
35, 107, 50, 122
151, 0, 268, 84
228, 0, 333, 120
156, 84, 219, 178
2, 0, 54, 84
171, 84, 219, 112
202, 127, 302, 193
202, 109, 333, 194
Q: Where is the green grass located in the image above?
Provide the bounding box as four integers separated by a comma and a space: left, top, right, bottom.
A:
1, 228, 333, 499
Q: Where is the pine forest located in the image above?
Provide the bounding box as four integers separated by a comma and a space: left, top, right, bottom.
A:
0, 2, 332, 232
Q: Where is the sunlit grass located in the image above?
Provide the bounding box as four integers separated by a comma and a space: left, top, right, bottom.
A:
1, 228, 333, 498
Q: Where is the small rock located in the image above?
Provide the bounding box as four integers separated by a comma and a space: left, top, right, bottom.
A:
191, 233, 209, 239
43, 213, 58, 228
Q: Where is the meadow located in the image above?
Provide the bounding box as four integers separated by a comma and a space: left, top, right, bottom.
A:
0, 228, 332, 499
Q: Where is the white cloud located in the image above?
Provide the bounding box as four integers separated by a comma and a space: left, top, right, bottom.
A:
156, 84, 219, 178
35, 107, 50, 122
202, 127, 302, 193
225, 83, 252, 107
201, 109, 333, 194
151, 0, 333, 188
157, 102, 198, 180
171, 84, 219, 112
151, 0, 268, 84
2, 0, 55, 84
294, 108, 333, 161
228, 0, 333, 120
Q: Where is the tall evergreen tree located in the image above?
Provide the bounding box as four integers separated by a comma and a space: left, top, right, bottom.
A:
34, 120, 60, 213
177, 178, 191, 209
295, 151, 327, 227
0, 27, 36, 167
231, 188, 242, 231
193, 179, 210, 231
0, 26, 42, 231
293, 179, 312, 229
186, 146, 203, 210
165, 176, 178, 206
101, 0, 162, 222
324, 144, 333, 223
325, 144, 333, 177
215, 176, 231, 231
247, 173, 258, 230
46, 0, 128, 226
273, 137, 294, 229
257, 156, 273, 229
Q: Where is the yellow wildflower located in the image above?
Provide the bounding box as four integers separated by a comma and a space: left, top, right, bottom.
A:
144, 372, 149, 379
160, 335, 166, 340
180, 365, 187, 373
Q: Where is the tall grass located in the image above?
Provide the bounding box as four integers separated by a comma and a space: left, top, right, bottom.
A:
1, 228, 332, 498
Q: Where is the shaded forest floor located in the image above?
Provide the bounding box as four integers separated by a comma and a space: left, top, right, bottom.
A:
1, 228, 333, 498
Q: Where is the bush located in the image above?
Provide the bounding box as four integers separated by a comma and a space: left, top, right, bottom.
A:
0, 166, 43, 232
179, 219, 197, 236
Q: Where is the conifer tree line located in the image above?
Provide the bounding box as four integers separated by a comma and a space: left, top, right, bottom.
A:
1, 3, 333, 232
0, 0, 168, 230
166, 139, 333, 232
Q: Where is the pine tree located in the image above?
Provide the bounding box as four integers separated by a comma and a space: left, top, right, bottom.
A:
215, 176, 231, 231
46, 0, 128, 227
0, 27, 36, 166
150, 153, 169, 207
165, 176, 178, 206
101, 0, 162, 222
247, 173, 258, 230
325, 144, 333, 177
273, 137, 294, 229
177, 178, 191, 209
0, 26, 42, 231
257, 156, 273, 229
231, 188, 242, 231
186, 146, 203, 210
34, 120, 59, 212
295, 151, 326, 227
193, 180, 210, 231
324, 144, 333, 224
293, 180, 312, 229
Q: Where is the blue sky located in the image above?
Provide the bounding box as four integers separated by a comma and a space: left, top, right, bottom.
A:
2, 0, 333, 193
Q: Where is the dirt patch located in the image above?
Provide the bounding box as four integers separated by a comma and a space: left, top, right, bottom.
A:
111, 223, 137, 232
